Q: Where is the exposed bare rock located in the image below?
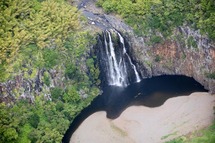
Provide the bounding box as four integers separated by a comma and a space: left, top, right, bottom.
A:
75, 0, 133, 33
0, 68, 65, 103
129, 27, 215, 93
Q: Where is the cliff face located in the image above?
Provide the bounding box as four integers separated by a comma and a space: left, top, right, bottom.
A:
0, 68, 67, 103
75, 0, 215, 93
1, 0, 214, 100
129, 27, 215, 93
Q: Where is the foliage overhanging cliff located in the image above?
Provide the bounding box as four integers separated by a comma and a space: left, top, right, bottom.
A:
97, 0, 215, 40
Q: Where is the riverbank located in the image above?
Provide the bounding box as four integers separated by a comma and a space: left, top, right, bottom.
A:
70, 92, 215, 143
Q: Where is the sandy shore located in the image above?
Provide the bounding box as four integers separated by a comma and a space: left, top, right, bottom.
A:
70, 92, 215, 143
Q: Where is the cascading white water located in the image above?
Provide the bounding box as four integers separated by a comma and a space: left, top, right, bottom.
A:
101, 29, 141, 86
116, 31, 141, 82
104, 31, 128, 86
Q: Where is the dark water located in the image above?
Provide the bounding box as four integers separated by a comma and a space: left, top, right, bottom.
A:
62, 75, 207, 143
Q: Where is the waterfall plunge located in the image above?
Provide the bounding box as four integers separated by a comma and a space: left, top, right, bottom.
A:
98, 29, 141, 87
117, 32, 141, 83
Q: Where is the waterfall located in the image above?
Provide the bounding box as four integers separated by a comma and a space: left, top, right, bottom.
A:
97, 29, 141, 86
116, 31, 141, 83
105, 31, 126, 86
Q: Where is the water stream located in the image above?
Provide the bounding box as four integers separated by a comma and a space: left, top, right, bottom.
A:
97, 29, 141, 86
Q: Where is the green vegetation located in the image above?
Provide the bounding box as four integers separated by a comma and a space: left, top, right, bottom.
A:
154, 55, 161, 62
0, 0, 100, 142
97, 0, 215, 41
0, 0, 79, 64
165, 121, 215, 143
2, 0, 213, 142
161, 132, 178, 140
110, 122, 128, 137
205, 72, 215, 79
187, 36, 198, 49
0, 94, 97, 143
150, 35, 163, 44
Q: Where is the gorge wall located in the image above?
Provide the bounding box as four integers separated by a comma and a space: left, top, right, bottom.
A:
129, 27, 215, 93
76, 0, 215, 93
1, 0, 214, 101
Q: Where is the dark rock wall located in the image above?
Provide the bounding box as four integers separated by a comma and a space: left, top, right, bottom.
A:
129, 27, 215, 93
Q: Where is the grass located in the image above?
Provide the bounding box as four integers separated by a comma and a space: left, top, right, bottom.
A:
110, 122, 128, 137
165, 121, 215, 143
161, 131, 178, 140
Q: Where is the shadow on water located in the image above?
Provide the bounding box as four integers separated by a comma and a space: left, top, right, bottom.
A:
62, 75, 207, 143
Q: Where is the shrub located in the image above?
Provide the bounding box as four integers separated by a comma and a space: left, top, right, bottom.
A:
43, 72, 50, 86
154, 55, 161, 62
150, 35, 162, 44
43, 49, 58, 69
29, 113, 40, 128
50, 87, 63, 100
205, 72, 215, 79
187, 36, 197, 49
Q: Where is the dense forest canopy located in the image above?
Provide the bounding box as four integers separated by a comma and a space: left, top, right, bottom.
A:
97, 0, 215, 39
0, 0, 100, 142
0, 0, 82, 82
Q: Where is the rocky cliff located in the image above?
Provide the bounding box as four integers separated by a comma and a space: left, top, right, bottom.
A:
76, 0, 215, 93
1, 0, 214, 100
129, 26, 215, 93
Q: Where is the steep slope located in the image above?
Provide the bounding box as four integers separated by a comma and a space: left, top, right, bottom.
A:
75, 0, 215, 93
130, 27, 215, 93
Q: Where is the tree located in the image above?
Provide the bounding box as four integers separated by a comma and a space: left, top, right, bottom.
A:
0, 104, 19, 143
